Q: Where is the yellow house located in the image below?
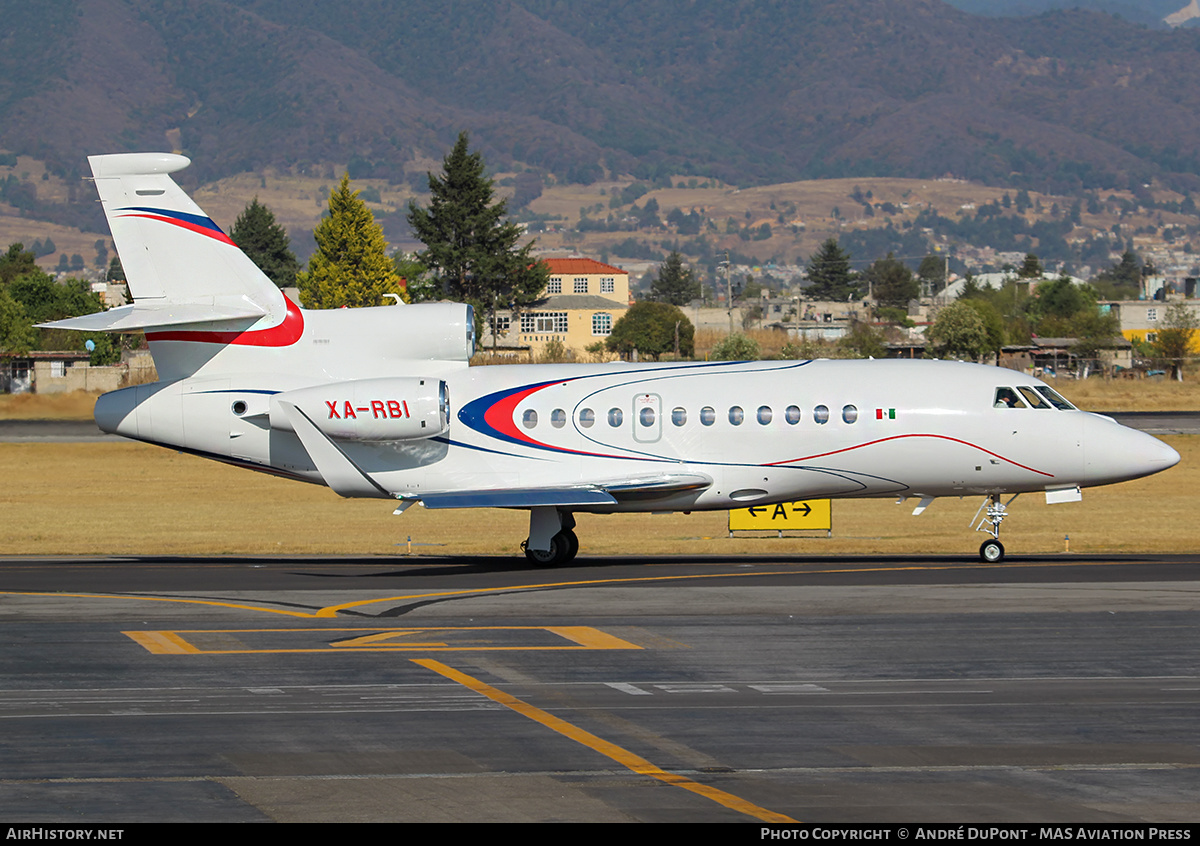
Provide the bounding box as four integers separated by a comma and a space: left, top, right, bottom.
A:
1103, 300, 1200, 354
483, 258, 631, 357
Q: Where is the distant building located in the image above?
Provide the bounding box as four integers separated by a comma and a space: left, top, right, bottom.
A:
0, 351, 124, 394
481, 257, 630, 356
1101, 299, 1200, 353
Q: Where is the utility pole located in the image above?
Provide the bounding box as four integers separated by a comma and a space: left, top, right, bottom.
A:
719, 251, 733, 333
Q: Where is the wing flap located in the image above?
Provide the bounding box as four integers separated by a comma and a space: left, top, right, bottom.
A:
401, 472, 712, 510
415, 488, 617, 509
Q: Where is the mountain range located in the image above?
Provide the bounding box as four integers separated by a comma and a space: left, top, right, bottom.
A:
5, 0, 1200, 198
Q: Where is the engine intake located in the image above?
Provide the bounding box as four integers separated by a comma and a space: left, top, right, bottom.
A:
270, 377, 449, 441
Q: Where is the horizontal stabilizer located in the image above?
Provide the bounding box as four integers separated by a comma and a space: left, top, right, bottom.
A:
38, 301, 268, 333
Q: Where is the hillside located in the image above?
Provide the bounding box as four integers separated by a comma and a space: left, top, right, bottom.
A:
5, 0, 1200, 198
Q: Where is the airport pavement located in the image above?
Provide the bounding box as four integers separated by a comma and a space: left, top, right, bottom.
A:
0, 554, 1197, 823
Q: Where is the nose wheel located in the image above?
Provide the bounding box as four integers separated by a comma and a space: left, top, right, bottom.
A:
973, 493, 1017, 563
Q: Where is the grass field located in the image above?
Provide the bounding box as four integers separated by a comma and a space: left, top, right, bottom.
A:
1, 436, 1193, 558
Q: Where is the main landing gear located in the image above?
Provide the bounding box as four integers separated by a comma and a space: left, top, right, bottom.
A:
521, 507, 579, 567
973, 493, 1018, 563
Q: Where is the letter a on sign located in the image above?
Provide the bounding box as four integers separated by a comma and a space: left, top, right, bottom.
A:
729, 500, 832, 532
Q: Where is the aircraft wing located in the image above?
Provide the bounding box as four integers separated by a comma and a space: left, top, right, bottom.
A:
401, 473, 713, 511
280, 397, 714, 508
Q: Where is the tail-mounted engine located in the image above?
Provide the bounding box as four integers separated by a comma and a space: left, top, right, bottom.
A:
270, 377, 449, 441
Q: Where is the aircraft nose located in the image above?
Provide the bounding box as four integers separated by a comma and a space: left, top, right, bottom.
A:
1083, 413, 1180, 485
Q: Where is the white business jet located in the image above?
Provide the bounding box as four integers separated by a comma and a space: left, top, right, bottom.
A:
43, 153, 1180, 565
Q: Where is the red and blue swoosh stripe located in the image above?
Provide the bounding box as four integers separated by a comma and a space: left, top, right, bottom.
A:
115, 207, 237, 247
146, 296, 304, 346
459, 379, 628, 459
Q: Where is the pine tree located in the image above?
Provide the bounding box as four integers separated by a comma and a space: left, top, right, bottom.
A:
863, 253, 918, 310
805, 238, 857, 301
1016, 253, 1043, 279
231, 198, 300, 289
299, 176, 405, 309
649, 251, 700, 305
407, 132, 546, 324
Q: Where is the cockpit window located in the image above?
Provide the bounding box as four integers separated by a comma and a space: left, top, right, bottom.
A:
1017, 386, 1051, 409
993, 387, 1026, 409
1036, 386, 1075, 410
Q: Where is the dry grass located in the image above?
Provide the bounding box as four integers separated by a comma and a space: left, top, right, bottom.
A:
1048, 376, 1200, 412
0, 391, 100, 420
1, 436, 1193, 558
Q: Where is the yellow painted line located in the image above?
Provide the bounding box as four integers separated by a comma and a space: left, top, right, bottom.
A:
122, 630, 199, 654
413, 658, 797, 823
313, 570, 802, 617
545, 626, 643, 650
0, 591, 320, 618
121, 625, 644, 655
314, 559, 1140, 617
331, 631, 449, 648
3, 558, 1141, 622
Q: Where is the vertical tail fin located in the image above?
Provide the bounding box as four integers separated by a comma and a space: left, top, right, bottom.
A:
41, 153, 287, 333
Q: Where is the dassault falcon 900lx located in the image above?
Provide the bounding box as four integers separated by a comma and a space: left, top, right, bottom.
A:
43, 153, 1181, 565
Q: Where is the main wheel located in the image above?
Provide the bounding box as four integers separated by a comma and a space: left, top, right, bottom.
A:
524, 531, 574, 567
562, 529, 579, 562
979, 539, 1005, 563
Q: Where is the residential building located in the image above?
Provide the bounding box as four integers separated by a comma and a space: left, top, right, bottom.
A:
481, 258, 630, 356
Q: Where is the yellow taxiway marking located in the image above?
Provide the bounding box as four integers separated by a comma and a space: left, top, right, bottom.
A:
1, 558, 1143, 621
123, 630, 199, 655
121, 625, 644, 655
413, 658, 798, 824
0, 591, 321, 618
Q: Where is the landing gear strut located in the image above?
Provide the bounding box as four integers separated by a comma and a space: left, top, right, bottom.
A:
522, 507, 578, 567
973, 493, 1018, 563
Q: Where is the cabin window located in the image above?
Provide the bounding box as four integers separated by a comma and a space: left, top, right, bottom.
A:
728, 406, 745, 425
842, 405, 858, 424
607, 407, 623, 427
785, 405, 801, 424
993, 387, 1026, 409
639, 406, 656, 427
671, 407, 687, 426
700, 406, 716, 426
551, 408, 567, 428
813, 405, 829, 424
579, 408, 595, 428
522, 409, 538, 429
757, 405, 773, 425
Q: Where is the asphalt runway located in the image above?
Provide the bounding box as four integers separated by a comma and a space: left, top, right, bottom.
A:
1, 553, 1197, 823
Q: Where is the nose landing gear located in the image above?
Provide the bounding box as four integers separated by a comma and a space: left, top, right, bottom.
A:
973, 493, 1018, 563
